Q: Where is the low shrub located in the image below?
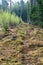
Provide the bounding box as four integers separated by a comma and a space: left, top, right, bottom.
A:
0, 11, 23, 31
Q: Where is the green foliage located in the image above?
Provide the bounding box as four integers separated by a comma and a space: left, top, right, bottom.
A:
31, 13, 38, 21
31, 0, 43, 28
0, 0, 43, 28
39, 22, 43, 28
0, 11, 23, 31
11, 13, 23, 25
18, 30, 24, 35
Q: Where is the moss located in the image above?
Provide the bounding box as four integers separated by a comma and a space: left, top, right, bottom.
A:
0, 24, 43, 65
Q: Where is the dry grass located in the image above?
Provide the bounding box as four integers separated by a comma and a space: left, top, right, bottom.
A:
0, 24, 43, 65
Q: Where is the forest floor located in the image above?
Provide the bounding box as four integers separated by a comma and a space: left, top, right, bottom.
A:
0, 23, 43, 65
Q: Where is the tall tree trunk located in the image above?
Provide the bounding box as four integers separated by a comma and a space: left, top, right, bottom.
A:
10, 0, 12, 14
30, 0, 37, 9
10, 0, 12, 25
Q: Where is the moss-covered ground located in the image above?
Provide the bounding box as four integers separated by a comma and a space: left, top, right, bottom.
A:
0, 23, 43, 65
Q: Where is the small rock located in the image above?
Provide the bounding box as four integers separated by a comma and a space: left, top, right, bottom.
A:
11, 35, 17, 40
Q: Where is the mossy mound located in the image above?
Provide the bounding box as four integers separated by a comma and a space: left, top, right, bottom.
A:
0, 23, 43, 65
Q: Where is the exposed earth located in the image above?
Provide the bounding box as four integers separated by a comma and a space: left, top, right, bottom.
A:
0, 23, 43, 65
